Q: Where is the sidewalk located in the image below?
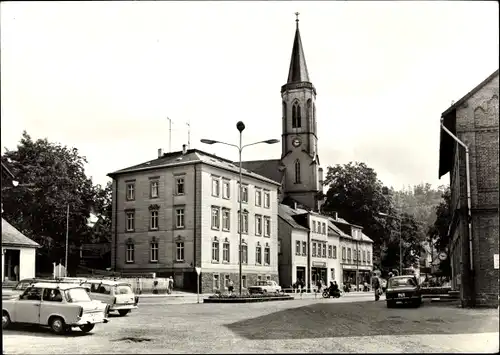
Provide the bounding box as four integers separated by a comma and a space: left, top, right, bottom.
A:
138, 290, 374, 299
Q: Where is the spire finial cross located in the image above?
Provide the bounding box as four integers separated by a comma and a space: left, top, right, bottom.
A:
295, 12, 300, 28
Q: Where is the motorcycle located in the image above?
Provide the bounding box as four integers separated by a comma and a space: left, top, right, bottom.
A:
322, 287, 342, 298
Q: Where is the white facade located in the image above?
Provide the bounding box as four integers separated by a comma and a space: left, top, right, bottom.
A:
2, 247, 36, 282
290, 228, 308, 285
199, 164, 279, 276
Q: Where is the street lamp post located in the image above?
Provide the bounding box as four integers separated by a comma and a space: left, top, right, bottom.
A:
378, 212, 402, 276
201, 122, 279, 295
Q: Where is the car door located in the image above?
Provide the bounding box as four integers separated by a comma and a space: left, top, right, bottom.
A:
15, 287, 42, 324
40, 288, 65, 325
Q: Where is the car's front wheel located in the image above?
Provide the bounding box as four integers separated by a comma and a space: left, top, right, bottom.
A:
118, 310, 130, 317
2, 311, 11, 329
79, 324, 95, 333
50, 316, 67, 335
386, 300, 396, 308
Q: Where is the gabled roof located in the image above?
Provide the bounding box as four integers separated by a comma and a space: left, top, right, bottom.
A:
438, 69, 499, 178
327, 217, 374, 243
2, 218, 40, 248
239, 159, 284, 184
278, 204, 308, 231
1, 161, 15, 179
441, 69, 499, 118
108, 149, 281, 186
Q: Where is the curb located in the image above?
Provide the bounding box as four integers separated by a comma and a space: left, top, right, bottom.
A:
203, 296, 294, 304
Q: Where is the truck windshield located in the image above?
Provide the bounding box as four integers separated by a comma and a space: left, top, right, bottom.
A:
65, 288, 92, 303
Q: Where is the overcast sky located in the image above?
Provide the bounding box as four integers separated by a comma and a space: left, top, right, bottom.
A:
1, 1, 498, 190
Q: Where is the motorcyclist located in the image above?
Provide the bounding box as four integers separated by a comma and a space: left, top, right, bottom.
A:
329, 281, 340, 297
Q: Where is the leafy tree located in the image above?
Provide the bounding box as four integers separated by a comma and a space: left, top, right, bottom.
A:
2, 131, 100, 270
323, 162, 430, 272
88, 181, 112, 244
427, 186, 452, 252
378, 212, 426, 271
322, 162, 393, 268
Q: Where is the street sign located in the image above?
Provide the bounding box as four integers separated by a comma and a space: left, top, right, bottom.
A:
195, 267, 201, 275
438, 252, 447, 261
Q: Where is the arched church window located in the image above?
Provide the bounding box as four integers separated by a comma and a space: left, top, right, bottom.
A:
294, 160, 301, 184
292, 102, 301, 128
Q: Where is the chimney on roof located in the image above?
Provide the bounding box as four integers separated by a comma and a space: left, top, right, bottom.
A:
318, 167, 324, 186
333, 211, 338, 221
158, 148, 163, 158
293, 202, 297, 210
182, 144, 187, 155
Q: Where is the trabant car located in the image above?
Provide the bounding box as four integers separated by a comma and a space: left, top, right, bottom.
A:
248, 280, 282, 294
2, 282, 109, 334
81, 279, 138, 316
385, 275, 422, 308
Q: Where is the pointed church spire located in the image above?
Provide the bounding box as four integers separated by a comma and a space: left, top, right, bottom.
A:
287, 12, 310, 84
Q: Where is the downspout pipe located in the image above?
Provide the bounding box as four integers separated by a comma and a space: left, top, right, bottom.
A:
440, 118, 474, 303
307, 228, 311, 292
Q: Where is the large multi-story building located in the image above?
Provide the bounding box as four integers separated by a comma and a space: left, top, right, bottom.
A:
438, 69, 499, 308
108, 147, 280, 293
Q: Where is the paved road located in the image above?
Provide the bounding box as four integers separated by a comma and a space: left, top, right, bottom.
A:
3, 297, 498, 354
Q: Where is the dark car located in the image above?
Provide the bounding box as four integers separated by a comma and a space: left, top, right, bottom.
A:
385, 275, 422, 308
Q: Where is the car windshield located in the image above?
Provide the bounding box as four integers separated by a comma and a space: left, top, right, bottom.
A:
255, 281, 268, 286
15, 281, 33, 291
114, 285, 132, 294
388, 277, 417, 288
65, 288, 92, 303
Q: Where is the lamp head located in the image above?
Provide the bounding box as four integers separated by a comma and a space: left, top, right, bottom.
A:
200, 139, 217, 145
12, 180, 19, 187
264, 139, 279, 144
236, 121, 245, 133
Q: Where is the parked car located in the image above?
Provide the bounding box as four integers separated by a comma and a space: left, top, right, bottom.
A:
81, 279, 138, 316
2, 282, 109, 334
248, 280, 282, 294
2, 278, 39, 300
385, 275, 422, 308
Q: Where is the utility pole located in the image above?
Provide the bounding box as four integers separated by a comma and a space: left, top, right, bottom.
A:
65, 204, 69, 277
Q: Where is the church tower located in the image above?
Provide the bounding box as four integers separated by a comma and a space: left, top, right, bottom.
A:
281, 13, 322, 211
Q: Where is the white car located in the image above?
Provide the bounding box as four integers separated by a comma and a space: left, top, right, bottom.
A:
248, 280, 282, 294
81, 279, 138, 316
2, 282, 109, 334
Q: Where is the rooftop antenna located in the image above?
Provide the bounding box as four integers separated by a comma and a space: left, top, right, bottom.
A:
167, 117, 173, 152
186, 121, 191, 149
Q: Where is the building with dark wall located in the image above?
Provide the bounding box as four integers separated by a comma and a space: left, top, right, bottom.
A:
438, 69, 499, 308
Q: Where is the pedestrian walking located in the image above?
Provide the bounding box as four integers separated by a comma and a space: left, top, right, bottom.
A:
228, 279, 234, 295
168, 276, 174, 294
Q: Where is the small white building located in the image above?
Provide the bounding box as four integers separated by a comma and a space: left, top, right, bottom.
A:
2, 218, 40, 282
